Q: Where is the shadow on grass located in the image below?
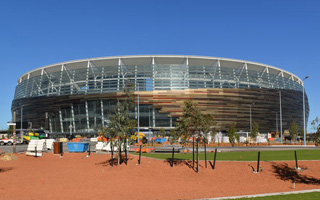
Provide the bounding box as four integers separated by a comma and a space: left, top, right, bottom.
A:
95, 155, 133, 167
272, 163, 320, 185
0, 167, 14, 173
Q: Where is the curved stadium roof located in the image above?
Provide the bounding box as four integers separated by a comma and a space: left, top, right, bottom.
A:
17, 55, 303, 85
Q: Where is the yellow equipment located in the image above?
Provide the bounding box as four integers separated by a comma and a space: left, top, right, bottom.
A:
130, 132, 145, 141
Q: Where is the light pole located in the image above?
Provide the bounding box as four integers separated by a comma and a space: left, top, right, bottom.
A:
20, 106, 23, 143
7, 111, 17, 153
148, 106, 151, 127
250, 104, 252, 133
276, 112, 278, 137
137, 82, 140, 143
302, 76, 310, 146
279, 91, 283, 144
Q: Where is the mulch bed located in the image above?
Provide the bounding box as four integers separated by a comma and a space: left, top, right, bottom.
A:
1, 153, 320, 200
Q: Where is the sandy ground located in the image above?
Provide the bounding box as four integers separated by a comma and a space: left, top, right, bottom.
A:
1, 153, 320, 200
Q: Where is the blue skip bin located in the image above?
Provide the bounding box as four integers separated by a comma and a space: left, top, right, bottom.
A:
68, 142, 89, 152
154, 138, 167, 143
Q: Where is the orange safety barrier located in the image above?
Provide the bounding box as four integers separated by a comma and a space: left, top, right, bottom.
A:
71, 138, 81, 142
135, 148, 151, 153
97, 137, 108, 142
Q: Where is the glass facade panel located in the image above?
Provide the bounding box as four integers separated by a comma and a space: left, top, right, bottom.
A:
14, 59, 304, 100
155, 109, 170, 127
73, 103, 87, 132
88, 101, 102, 129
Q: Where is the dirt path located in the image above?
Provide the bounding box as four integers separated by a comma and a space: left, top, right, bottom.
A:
1, 153, 320, 200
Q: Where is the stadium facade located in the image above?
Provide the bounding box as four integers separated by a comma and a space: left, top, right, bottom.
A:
11, 55, 309, 134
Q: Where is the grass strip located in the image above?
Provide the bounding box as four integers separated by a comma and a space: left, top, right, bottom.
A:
133, 149, 320, 161
235, 191, 320, 199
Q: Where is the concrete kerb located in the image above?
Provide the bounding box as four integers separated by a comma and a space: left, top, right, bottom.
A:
197, 188, 320, 200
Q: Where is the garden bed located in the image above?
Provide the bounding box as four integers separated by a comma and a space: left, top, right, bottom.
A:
1, 153, 320, 199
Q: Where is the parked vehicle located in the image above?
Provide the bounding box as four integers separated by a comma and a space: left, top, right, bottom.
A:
0, 139, 13, 146
0, 138, 23, 146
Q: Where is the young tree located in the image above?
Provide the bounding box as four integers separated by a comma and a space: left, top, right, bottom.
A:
200, 114, 217, 143
8, 125, 14, 134
289, 120, 299, 143
104, 83, 136, 165
228, 123, 238, 147
159, 128, 166, 137
311, 117, 320, 146
300, 128, 304, 137
176, 100, 203, 141
168, 129, 178, 145
251, 122, 259, 144
311, 117, 319, 133
176, 100, 216, 169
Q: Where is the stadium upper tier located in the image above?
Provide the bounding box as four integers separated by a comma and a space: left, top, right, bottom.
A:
14, 55, 303, 100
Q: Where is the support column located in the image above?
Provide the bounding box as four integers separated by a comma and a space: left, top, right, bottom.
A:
170, 65, 172, 89
257, 71, 262, 88
49, 117, 53, 133
117, 58, 121, 91
218, 60, 222, 88
276, 74, 280, 89
71, 104, 76, 132
71, 69, 75, 95
186, 58, 190, 88
152, 57, 155, 91
58, 65, 64, 95
94, 101, 97, 128
135, 65, 138, 120
85, 61, 90, 94
282, 74, 286, 89
30, 76, 35, 96
85, 101, 90, 131
101, 100, 104, 127
233, 68, 237, 88
25, 73, 30, 98
203, 66, 206, 88
59, 109, 64, 133
245, 63, 249, 88
152, 108, 155, 128
101, 67, 104, 94
212, 62, 218, 88
266, 67, 271, 89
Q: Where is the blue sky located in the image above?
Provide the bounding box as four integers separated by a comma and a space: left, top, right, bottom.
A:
0, 0, 319, 131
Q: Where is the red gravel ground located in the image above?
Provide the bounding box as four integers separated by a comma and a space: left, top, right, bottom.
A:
1, 153, 320, 200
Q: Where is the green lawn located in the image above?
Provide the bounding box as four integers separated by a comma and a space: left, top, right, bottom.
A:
133, 149, 320, 161
235, 191, 320, 199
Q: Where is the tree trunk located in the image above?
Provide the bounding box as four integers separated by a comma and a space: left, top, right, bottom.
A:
196, 137, 199, 172
192, 134, 195, 168
118, 140, 121, 165
110, 139, 113, 166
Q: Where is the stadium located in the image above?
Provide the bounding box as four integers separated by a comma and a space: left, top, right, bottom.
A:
11, 55, 309, 135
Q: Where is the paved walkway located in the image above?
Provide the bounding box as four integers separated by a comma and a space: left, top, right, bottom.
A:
1, 142, 319, 154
